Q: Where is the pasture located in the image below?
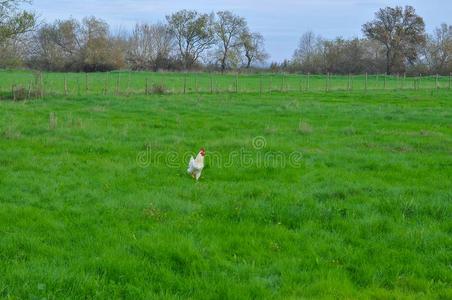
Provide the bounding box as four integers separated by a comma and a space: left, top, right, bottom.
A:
0, 72, 451, 298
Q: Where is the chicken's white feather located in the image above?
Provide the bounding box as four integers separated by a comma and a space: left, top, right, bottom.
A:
187, 149, 205, 180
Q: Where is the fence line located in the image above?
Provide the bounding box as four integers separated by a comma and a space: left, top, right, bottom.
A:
1, 72, 451, 100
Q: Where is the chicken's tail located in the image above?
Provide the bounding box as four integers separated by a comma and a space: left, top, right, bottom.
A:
187, 156, 195, 173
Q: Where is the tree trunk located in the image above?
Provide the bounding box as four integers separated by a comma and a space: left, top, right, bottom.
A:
221, 52, 227, 73
386, 49, 391, 75
246, 53, 252, 69
221, 58, 226, 73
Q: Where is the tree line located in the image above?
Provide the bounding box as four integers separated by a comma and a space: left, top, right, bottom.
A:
277, 6, 451, 75
1, 1, 451, 75
0, 1, 268, 72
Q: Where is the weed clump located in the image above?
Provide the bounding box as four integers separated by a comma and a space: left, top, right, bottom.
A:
298, 120, 313, 135
13, 86, 28, 101
342, 126, 359, 136
144, 203, 166, 222
0, 84, 42, 101
149, 84, 168, 95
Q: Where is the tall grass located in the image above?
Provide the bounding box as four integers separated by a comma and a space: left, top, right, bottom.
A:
0, 89, 451, 298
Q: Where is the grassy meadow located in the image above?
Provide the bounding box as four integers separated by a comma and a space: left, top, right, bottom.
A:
0, 71, 451, 298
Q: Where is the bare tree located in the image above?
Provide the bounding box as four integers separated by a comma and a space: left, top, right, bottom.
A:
214, 10, 247, 72
423, 24, 452, 74
362, 6, 426, 74
292, 31, 324, 73
0, 31, 31, 67
166, 10, 214, 70
108, 29, 128, 71
293, 31, 318, 63
127, 23, 174, 71
240, 31, 268, 68
291, 31, 387, 74
28, 17, 125, 71
52, 19, 82, 57
29, 23, 67, 70
81, 17, 110, 71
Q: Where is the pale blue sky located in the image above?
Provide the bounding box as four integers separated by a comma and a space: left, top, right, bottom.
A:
28, 0, 450, 61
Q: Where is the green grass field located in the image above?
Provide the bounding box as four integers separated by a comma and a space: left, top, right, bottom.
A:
0, 72, 451, 298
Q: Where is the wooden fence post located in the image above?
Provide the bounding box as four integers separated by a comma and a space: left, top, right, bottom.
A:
12, 84, 16, 101
127, 72, 131, 95
299, 75, 302, 93
103, 73, 108, 95
329, 73, 332, 91
105, 72, 110, 95
195, 75, 198, 93
348, 74, 351, 91
281, 73, 284, 92
210, 73, 213, 94
260, 74, 263, 95
64, 75, 68, 96
116, 73, 120, 95
325, 73, 329, 92
77, 76, 80, 96
326, 72, 331, 92
40, 72, 44, 99
27, 82, 32, 100
269, 75, 273, 93
85, 73, 88, 94
365, 73, 368, 92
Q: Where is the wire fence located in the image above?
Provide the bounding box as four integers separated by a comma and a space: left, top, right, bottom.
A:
1, 70, 451, 100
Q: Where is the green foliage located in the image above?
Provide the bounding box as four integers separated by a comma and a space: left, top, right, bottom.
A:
0, 0, 35, 43
0, 78, 451, 298
166, 10, 215, 69
363, 6, 426, 74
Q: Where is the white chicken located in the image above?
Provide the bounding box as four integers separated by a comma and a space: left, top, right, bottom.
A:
187, 148, 205, 181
